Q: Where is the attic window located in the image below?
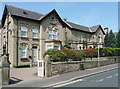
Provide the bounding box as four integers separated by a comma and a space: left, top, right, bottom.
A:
23, 11, 27, 15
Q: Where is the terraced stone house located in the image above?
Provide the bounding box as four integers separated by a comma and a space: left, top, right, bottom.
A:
0, 5, 108, 66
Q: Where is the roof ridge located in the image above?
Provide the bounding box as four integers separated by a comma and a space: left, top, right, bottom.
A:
6, 5, 44, 16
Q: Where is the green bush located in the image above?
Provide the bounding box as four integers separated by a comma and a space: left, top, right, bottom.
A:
13, 64, 30, 68
99, 47, 120, 57
43, 47, 120, 62
43, 49, 85, 62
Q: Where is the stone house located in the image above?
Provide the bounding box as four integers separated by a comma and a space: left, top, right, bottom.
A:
0, 5, 107, 66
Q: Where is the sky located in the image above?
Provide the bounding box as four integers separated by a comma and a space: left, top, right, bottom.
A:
0, 2, 118, 32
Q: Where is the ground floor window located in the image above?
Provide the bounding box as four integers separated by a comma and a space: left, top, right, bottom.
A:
47, 45, 60, 50
20, 45, 27, 58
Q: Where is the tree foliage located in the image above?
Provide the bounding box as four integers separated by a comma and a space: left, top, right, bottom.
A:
104, 32, 109, 47
109, 30, 116, 48
116, 30, 120, 48
104, 30, 116, 48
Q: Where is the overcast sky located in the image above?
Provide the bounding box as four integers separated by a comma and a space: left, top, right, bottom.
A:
0, 2, 118, 32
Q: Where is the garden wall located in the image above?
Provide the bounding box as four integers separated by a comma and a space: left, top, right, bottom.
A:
50, 56, 120, 76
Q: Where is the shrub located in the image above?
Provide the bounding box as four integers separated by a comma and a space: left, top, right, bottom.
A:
43, 47, 120, 62
43, 49, 62, 62
81, 48, 98, 59
13, 64, 30, 68
43, 49, 85, 62
99, 47, 120, 57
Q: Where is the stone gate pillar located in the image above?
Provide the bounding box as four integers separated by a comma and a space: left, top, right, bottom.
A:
0, 55, 10, 85
45, 55, 52, 77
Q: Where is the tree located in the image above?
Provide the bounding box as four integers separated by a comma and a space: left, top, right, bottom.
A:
109, 30, 116, 48
104, 30, 116, 48
104, 32, 109, 47
116, 30, 120, 48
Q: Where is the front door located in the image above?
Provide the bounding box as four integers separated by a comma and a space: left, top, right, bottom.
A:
32, 46, 38, 63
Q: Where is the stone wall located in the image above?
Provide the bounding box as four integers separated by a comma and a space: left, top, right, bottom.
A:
50, 56, 120, 76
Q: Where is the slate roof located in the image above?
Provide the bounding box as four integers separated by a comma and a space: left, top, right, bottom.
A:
64, 21, 103, 33
89, 25, 100, 32
2, 5, 105, 34
6, 5, 43, 21
66, 21, 90, 33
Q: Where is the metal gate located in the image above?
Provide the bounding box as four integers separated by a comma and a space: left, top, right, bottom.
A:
37, 60, 44, 77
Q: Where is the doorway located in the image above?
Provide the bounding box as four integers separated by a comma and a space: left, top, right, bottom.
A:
32, 46, 38, 65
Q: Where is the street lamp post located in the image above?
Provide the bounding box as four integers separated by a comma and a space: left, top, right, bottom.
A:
98, 43, 100, 67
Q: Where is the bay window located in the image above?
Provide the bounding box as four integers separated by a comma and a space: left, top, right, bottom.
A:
47, 45, 60, 50
48, 30, 58, 40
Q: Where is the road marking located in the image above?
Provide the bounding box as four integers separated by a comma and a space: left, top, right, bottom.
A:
107, 76, 112, 79
115, 74, 118, 76
54, 79, 83, 87
97, 79, 103, 82
45, 67, 118, 87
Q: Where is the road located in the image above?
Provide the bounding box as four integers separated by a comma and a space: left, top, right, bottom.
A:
54, 68, 119, 87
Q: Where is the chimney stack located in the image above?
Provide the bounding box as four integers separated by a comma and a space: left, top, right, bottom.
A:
104, 28, 108, 34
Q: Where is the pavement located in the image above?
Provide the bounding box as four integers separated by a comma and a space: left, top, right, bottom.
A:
3, 63, 119, 87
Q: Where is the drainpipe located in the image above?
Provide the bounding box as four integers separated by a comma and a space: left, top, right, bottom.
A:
16, 18, 19, 65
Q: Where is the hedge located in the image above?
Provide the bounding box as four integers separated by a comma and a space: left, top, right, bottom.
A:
13, 64, 30, 68
43, 47, 120, 62
81, 48, 98, 58
99, 47, 120, 57
43, 49, 86, 62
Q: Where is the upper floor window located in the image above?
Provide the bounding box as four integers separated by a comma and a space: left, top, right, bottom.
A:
80, 35, 83, 42
48, 30, 58, 40
96, 36, 101, 43
32, 28, 38, 38
21, 26, 27, 37
20, 45, 27, 58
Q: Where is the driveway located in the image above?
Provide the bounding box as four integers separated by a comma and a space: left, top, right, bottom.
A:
9, 67, 40, 85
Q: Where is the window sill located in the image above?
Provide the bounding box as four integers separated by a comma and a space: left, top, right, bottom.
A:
32, 37, 39, 40
21, 36, 28, 39
20, 58, 28, 60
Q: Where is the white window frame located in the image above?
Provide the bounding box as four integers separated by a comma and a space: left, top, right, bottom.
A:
47, 45, 60, 50
48, 30, 58, 40
32, 28, 38, 38
80, 35, 83, 42
20, 45, 27, 58
21, 26, 27, 37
